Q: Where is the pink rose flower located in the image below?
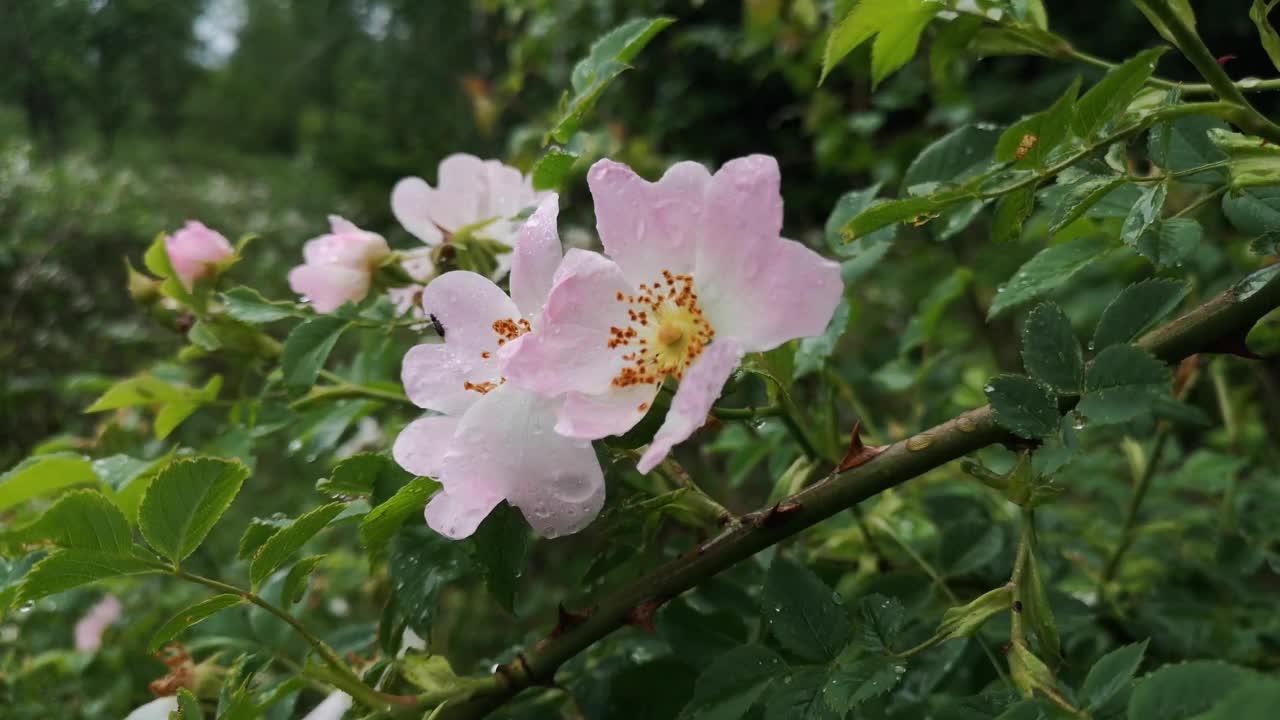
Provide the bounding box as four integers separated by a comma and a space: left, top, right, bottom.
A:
391, 153, 547, 279
393, 196, 605, 540
288, 215, 390, 313
74, 594, 121, 651
165, 221, 233, 288
503, 155, 843, 473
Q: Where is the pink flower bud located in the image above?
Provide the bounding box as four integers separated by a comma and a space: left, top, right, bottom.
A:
288, 215, 390, 313
165, 221, 234, 288
74, 595, 122, 652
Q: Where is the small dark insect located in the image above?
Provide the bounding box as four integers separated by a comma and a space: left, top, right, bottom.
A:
430, 313, 446, 338
1014, 133, 1039, 161
1013, 600, 1024, 613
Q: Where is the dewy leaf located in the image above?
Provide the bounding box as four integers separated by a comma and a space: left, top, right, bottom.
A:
796, 298, 853, 378
550, 17, 674, 142
682, 644, 785, 720
856, 593, 906, 654
359, 476, 439, 560
530, 149, 579, 191
1127, 660, 1254, 720
389, 526, 474, 639
466, 501, 530, 614
1121, 183, 1168, 247
1148, 116, 1229, 184
996, 78, 1082, 167
988, 235, 1113, 318
18, 548, 159, 601
761, 557, 852, 663
139, 458, 250, 565
1072, 48, 1167, 139
1136, 217, 1201, 268
249, 501, 345, 586
1022, 303, 1084, 393
318, 452, 410, 500
0, 453, 100, 511
823, 657, 906, 712
9, 490, 132, 553
986, 375, 1060, 438
869, 2, 939, 87
1223, 186, 1280, 235
1082, 639, 1149, 711
764, 668, 841, 720
1077, 345, 1172, 425
1047, 174, 1129, 235
220, 287, 301, 324
237, 515, 292, 561
904, 124, 1003, 190
281, 316, 350, 390
1252, 0, 1280, 73
149, 594, 244, 651
1092, 279, 1190, 350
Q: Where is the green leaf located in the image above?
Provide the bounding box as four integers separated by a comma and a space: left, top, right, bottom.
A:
826, 185, 899, 281
0, 553, 43, 610
936, 585, 1013, 641
904, 124, 1003, 189
1021, 303, 1083, 393
389, 526, 474, 638
1022, 546, 1060, 661
175, 688, 204, 720
150, 593, 244, 651
823, 657, 906, 712
220, 287, 301, 324
1082, 639, 1148, 711
841, 194, 964, 242
869, 3, 938, 87
237, 515, 292, 561
281, 316, 350, 390
900, 268, 971, 353
359, 476, 439, 559
1121, 182, 1168, 247
7, 490, 131, 552
1072, 48, 1167, 139
1208, 128, 1280, 188
993, 185, 1036, 244
1127, 661, 1253, 720
530, 149, 579, 191
466, 501, 530, 614
682, 644, 785, 720
857, 593, 906, 654
796, 298, 853, 377
282, 555, 325, 605
318, 452, 409, 499
761, 558, 851, 663
764, 668, 840, 720
996, 78, 1082, 167
85, 374, 187, 412
249, 502, 344, 586
1092, 279, 1189, 350
18, 548, 159, 601
1223, 186, 1280, 235
0, 453, 100, 511
986, 375, 1060, 438
139, 458, 250, 565
1252, 0, 1280, 73
1048, 174, 1129, 235
1136, 217, 1201, 268
1077, 345, 1172, 425
550, 17, 674, 143
989, 235, 1113, 318
1134, 0, 1196, 46
1148, 116, 1229, 184
1196, 677, 1280, 720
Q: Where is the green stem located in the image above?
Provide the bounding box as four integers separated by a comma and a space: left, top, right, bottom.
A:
1172, 185, 1228, 218
293, 372, 416, 409
439, 267, 1280, 719
709, 403, 782, 420
167, 568, 417, 715
1097, 429, 1169, 599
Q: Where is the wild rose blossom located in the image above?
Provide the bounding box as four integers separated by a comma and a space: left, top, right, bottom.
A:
301, 691, 352, 719
288, 215, 391, 313
165, 220, 233, 288
124, 697, 179, 720
391, 153, 547, 280
393, 195, 605, 540
74, 594, 121, 651
504, 155, 843, 473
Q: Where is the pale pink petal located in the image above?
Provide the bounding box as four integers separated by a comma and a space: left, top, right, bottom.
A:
301, 691, 353, 720
424, 488, 502, 540
501, 249, 631, 396
431, 153, 490, 231
302, 220, 389, 269
391, 177, 445, 245
420, 271, 522, 354
401, 247, 435, 281
480, 159, 533, 220
288, 264, 370, 313
587, 159, 710, 285
125, 697, 180, 720
441, 385, 604, 539
510, 195, 562, 320
555, 384, 660, 440
328, 215, 359, 235
700, 236, 843, 352
637, 339, 744, 473
166, 220, 233, 287
74, 595, 121, 651
401, 343, 496, 416
392, 415, 460, 477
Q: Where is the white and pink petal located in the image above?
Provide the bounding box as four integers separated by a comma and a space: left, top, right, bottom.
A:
637, 339, 744, 474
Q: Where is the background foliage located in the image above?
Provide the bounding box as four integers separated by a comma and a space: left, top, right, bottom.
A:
3, 1, 1280, 719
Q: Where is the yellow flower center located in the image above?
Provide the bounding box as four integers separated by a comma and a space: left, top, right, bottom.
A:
609, 270, 715, 388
